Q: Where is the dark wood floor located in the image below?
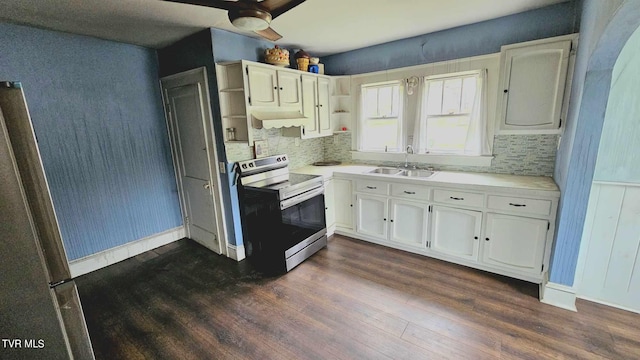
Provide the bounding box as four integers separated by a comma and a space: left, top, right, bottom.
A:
76, 235, 640, 359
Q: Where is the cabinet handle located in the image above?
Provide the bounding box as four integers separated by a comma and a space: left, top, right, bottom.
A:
325, 207, 328, 210
390, 219, 394, 222
274, 86, 278, 90
319, 104, 323, 107
350, 204, 353, 207
474, 236, 478, 240
450, 196, 464, 201
503, 89, 508, 93
485, 237, 490, 241
366, 186, 377, 189
404, 191, 416, 195
383, 218, 387, 221
509, 203, 526, 207
280, 87, 283, 90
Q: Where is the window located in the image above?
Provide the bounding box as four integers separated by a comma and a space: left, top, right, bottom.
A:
418, 70, 488, 155
359, 82, 403, 152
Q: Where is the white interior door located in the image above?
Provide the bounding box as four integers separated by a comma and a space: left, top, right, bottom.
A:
161, 69, 226, 254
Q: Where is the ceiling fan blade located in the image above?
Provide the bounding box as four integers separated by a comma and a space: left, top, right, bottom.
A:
163, 0, 244, 11
258, 0, 306, 19
254, 27, 283, 42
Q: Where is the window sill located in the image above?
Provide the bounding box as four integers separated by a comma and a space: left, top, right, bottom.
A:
350, 151, 494, 167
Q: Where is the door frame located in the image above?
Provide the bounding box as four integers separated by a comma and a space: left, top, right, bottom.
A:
160, 67, 228, 256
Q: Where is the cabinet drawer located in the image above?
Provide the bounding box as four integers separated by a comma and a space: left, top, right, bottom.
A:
487, 195, 551, 216
390, 183, 430, 201
433, 189, 484, 208
355, 180, 389, 195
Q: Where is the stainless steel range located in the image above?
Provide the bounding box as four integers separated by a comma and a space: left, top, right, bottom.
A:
237, 154, 327, 272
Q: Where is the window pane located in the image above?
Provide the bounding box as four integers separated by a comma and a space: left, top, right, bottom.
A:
362, 118, 399, 151
425, 116, 470, 152
426, 80, 443, 115
363, 87, 378, 117
377, 86, 393, 116
442, 78, 462, 114
460, 76, 477, 114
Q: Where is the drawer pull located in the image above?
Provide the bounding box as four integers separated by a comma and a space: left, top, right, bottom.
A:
509, 203, 526, 207
404, 191, 416, 195
366, 186, 377, 189
450, 197, 464, 201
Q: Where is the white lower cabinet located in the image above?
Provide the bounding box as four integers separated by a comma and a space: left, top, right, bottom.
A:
482, 213, 548, 275
323, 179, 335, 234
430, 206, 482, 261
356, 194, 388, 240
333, 178, 354, 231
389, 199, 428, 248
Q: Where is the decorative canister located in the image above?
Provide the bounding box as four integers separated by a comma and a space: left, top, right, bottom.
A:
264, 45, 290, 67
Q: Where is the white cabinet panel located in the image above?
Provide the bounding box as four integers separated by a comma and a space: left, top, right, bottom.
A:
247, 66, 278, 107
277, 70, 302, 108
301, 74, 319, 136
317, 76, 332, 135
356, 194, 388, 240
334, 179, 353, 230
430, 206, 482, 261
389, 199, 428, 248
498, 37, 572, 133
324, 179, 336, 232
483, 213, 547, 274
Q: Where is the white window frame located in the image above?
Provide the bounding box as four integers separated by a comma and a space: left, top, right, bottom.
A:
358, 81, 404, 152
419, 70, 484, 155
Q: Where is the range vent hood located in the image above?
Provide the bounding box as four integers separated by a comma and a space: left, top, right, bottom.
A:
252, 110, 310, 129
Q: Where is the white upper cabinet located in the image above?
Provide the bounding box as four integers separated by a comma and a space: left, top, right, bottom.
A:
247, 65, 301, 109
497, 35, 576, 134
317, 77, 331, 135
285, 74, 332, 139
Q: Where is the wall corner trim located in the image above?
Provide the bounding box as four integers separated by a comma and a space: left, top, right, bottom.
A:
69, 226, 185, 277
540, 282, 577, 312
227, 244, 246, 261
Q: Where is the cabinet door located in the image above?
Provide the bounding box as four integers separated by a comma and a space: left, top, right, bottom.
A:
334, 179, 353, 230
317, 77, 332, 135
389, 199, 428, 248
482, 213, 547, 274
324, 179, 336, 230
430, 206, 482, 261
277, 70, 302, 108
247, 66, 278, 107
499, 39, 571, 131
300, 74, 319, 138
356, 194, 387, 240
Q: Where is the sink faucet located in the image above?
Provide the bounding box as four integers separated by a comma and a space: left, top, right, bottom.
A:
404, 145, 415, 169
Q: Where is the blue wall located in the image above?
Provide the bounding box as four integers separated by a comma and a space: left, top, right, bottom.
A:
0, 23, 182, 260
550, 0, 640, 285
158, 29, 272, 247
322, 2, 579, 75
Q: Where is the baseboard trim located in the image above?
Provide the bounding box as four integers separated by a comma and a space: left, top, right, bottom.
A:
227, 244, 246, 261
69, 226, 185, 277
540, 282, 577, 312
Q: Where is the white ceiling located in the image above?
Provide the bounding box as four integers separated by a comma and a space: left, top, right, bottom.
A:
0, 0, 568, 56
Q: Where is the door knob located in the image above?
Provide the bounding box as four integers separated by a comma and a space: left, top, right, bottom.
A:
203, 183, 211, 189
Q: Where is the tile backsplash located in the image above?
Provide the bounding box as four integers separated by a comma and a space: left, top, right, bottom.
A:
226, 130, 558, 177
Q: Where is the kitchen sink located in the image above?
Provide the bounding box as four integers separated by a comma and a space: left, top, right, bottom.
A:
398, 169, 436, 178
367, 167, 436, 178
368, 167, 403, 175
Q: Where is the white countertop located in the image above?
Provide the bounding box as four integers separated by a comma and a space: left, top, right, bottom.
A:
293, 164, 559, 197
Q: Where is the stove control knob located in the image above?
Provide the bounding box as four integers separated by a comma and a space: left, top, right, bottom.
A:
282, 156, 287, 161
241, 164, 247, 169
276, 157, 281, 162
249, 163, 254, 168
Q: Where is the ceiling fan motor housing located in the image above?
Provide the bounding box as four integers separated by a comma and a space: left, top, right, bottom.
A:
229, 8, 272, 31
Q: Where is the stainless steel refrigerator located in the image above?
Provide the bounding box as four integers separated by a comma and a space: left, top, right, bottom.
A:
0, 82, 95, 359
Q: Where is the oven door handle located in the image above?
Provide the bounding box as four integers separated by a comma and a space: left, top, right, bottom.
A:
280, 187, 324, 210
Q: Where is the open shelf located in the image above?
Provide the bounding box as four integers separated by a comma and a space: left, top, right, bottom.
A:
219, 87, 244, 93
223, 115, 247, 119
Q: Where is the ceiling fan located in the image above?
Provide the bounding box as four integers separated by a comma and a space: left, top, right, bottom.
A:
166, 0, 306, 41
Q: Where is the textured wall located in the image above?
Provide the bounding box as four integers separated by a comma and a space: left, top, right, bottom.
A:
0, 22, 182, 260
550, 0, 640, 286
593, 25, 640, 183
322, 2, 579, 75
325, 134, 558, 176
